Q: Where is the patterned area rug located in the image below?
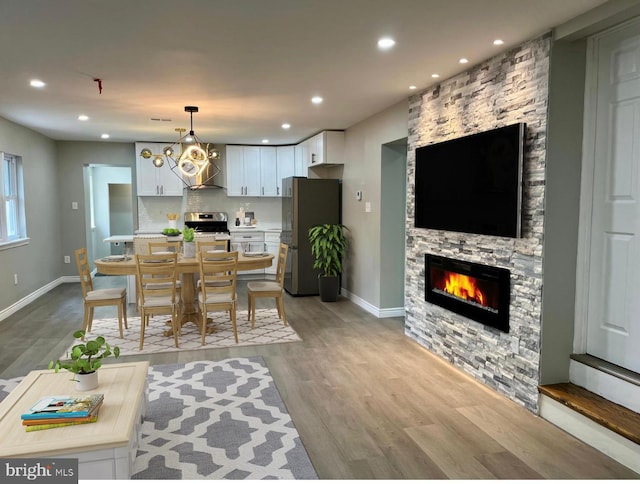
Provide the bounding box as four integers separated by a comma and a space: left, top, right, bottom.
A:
0, 358, 318, 480
61, 309, 301, 357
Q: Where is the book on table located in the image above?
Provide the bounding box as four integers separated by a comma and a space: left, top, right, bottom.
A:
21, 394, 104, 420
23, 415, 99, 432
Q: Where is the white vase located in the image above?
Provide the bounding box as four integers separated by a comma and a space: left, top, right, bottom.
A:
183, 241, 196, 258
75, 371, 98, 391
168, 219, 177, 229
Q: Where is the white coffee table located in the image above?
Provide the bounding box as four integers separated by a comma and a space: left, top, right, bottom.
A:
0, 361, 149, 479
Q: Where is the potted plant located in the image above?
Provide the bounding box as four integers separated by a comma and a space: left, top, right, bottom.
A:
49, 330, 120, 391
182, 226, 196, 258
308, 223, 349, 302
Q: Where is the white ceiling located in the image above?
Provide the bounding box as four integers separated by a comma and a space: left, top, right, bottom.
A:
0, 0, 608, 145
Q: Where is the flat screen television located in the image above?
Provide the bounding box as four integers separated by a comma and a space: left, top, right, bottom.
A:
414, 123, 525, 238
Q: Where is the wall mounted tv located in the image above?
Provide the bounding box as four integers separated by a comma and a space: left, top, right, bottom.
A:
414, 123, 526, 238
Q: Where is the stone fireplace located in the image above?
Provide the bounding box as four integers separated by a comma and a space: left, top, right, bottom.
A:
425, 255, 510, 333
405, 33, 550, 412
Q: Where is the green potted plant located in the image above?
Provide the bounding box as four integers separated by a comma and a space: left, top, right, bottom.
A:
182, 226, 196, 258
308, 223, 349, 302
49, 330, 120, 391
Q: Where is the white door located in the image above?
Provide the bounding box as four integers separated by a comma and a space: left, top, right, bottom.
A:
585, 19, 640, 373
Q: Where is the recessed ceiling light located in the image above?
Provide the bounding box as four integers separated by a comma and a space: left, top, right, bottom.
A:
459, 58, 469, 64
409, 85, 417, 90
493, 39, 504, 46
78, 115, 89, 121
311, 96, 323, 105
262, 139, 269, 144
431, 73, 440, 78
101, 134, 110, 139
281, 123, 291, 130
30, 79, 46, 88
377, 37, 396, 50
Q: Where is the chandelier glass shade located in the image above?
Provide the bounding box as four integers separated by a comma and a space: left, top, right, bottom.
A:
139, 106, 221, 187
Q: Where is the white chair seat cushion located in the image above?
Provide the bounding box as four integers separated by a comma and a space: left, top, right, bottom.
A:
247, 281, 281, 293
198, 293, 234, 304
86, 288, 126, 301
141, 296, 175, 308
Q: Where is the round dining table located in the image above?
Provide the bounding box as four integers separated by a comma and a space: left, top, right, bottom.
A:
94, 253, 274, 336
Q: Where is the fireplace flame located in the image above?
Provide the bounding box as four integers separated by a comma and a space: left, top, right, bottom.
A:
443, 272, 485, 306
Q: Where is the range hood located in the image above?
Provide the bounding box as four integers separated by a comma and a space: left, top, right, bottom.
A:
187, 161, 225, 190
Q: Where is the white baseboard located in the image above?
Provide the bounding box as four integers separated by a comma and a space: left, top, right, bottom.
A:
0, 276, 79, 322
539, 394, 640, 474
570, 359, 640, 413
340, 288, 405, 318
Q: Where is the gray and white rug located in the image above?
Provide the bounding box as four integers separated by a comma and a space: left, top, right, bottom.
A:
61, 308, 301, 358
0, 357, 318, 480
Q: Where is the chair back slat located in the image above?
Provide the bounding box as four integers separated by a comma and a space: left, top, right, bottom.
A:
148, 241, 181, 254
196, 239, 229, 253
74, 247, 94, 296
275, 243, 289, 288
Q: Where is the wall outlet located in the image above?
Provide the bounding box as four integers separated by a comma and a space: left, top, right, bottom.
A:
64, 256, 71, 264
356, 190, 362, 201
71, 201, 78, 210
13, 273, 18, 285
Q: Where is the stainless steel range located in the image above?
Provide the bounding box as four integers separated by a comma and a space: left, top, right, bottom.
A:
184, 212, 231, 239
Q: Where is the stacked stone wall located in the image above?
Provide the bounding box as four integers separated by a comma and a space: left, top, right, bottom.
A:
405, 34, 551, 412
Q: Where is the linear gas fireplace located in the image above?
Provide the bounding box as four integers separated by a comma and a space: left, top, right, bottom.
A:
425, 255, 510, 333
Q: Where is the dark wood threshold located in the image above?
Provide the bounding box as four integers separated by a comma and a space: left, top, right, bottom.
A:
539, 383, 640, 446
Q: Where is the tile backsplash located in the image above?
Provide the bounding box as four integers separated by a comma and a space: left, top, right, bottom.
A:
137, 189, 283, 232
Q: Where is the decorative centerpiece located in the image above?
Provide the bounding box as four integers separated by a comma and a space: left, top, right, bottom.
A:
182, 226, 196, 258
308, 223, 349, 302
48, 330, 120, 391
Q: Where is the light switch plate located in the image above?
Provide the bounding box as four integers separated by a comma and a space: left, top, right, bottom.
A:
365, 202, 371, 213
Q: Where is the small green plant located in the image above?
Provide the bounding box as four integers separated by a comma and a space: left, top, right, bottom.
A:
48, 330, 120, 375
308, 224, 349, 277
182, 226, 195, 242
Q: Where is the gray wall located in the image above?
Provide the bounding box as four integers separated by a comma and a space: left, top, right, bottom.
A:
540, 40, 587, 384
342, 102, 408, 311
0, 117, 60, 312
56, 142, 136, 276
380, 140, 407, 309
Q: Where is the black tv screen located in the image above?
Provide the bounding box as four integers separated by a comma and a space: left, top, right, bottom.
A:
414, 123, 525, 238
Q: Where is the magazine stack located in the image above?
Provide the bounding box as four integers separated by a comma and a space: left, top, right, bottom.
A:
20, 393, 104, 432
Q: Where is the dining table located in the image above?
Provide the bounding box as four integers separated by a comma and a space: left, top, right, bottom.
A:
94, 252, 274, 336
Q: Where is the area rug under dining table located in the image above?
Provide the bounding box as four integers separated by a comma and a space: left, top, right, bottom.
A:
0, 357, 318, 480
61, 308, 301, 357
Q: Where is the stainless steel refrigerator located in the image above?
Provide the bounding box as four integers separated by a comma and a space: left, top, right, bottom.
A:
281, 177, 341, 295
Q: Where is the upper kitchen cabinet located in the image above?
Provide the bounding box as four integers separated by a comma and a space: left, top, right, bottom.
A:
259, 146, 278, 197
135, 142, 184, 196
306, 131, 345, 167
293, 144, 306, 177
276, 145, 295, 195
226, 145, 261, 196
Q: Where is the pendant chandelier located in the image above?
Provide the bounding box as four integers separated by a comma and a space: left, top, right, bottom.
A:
139, 106, 220, 187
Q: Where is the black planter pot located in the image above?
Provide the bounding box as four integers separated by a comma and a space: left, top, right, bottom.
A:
319, 275, 340, 302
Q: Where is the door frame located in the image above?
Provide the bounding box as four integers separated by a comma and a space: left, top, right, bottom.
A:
573, 16, 640, 355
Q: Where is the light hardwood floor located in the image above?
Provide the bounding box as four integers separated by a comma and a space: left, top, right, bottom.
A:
0, 277, 637, 479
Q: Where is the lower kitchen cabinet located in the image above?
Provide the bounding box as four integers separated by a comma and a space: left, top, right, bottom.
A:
230, 230, 265, 276
264, 231, 281, 276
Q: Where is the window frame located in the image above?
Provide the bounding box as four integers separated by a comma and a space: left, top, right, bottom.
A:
0, 151, 28, 249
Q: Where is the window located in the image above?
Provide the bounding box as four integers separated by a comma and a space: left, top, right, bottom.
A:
1, 152, 26, 244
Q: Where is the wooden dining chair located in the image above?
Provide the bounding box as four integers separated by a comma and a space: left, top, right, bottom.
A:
197, 251, 239, 344
135, 252, 180, 350
247, 243, 289, 328
133, 235, 168, 255
195, 239, 229, 253
75, 247, 128, 338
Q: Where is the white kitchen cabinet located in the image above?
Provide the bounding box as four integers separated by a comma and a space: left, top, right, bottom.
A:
307, 131, 345, 167
135, 142, 184, 196
230, 230, 265, 276
293, 144, 306, 177
264, 231, 281, 275
226, 145, 261, 196
260, 146, 278, 197
276, 146, 295, 196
